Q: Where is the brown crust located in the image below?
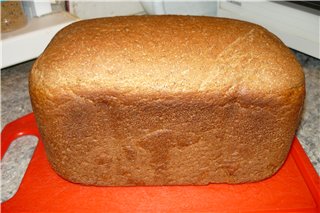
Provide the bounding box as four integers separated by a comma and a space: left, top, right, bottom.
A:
29, 16, 305, 185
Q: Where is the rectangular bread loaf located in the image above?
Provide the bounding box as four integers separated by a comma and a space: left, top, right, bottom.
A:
29, 16, 305, 186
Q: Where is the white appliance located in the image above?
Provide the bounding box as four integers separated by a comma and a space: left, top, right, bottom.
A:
216, 1, 319, 59
141, 1, 217, 16
1, 12, 78, 69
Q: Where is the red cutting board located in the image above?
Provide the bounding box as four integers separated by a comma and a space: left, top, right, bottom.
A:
1, 113, 319, 212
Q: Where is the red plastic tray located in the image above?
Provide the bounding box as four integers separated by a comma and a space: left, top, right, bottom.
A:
1, 113, 319, 212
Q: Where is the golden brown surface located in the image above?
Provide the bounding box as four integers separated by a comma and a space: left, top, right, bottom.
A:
29, 16, 305, 185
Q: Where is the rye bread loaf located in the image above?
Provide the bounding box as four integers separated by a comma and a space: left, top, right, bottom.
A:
29, 15, 305, 186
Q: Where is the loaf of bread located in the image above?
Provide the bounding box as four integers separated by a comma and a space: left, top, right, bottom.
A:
29, 16, 305, 186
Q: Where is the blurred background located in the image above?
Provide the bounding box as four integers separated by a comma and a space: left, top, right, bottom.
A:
1, 0, 319, 68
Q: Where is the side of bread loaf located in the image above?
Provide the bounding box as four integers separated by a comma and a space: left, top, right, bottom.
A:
29, 16, 305, 185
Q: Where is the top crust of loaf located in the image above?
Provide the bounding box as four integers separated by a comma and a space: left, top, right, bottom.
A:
31, 15, 304, 95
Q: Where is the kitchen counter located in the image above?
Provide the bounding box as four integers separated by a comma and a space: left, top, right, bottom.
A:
1, 51, 319, 202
